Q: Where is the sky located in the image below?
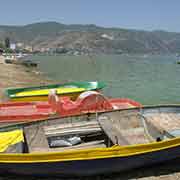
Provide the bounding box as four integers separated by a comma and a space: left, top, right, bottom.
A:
0, 0, 180, 32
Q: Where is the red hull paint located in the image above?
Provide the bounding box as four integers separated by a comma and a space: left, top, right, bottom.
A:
0, 91, 141, 123
0, 101, 54, 122
46, 91, 141, 117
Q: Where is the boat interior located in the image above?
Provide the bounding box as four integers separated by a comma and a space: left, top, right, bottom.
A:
3, 106, 180, 154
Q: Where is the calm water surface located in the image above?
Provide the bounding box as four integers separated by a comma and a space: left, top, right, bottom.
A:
33, 54, 180, 105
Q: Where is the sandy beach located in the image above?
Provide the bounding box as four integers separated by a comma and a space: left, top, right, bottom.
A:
1, 55, 180, 180
0, 55, 55, 101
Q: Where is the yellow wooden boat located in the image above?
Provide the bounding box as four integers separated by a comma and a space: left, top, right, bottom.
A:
5, 81, 106, 102
1, 105, 180, 176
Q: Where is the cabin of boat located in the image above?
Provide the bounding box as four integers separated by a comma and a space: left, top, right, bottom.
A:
1, 105, 180, 176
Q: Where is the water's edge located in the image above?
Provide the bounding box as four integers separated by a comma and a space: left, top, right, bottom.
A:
33, 54, 180, 105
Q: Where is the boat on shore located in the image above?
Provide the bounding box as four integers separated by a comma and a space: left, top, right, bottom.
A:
0, 105, 180, 176
4, 53, 37, 67
0, 91, 141, 123
5, 81, 106, 102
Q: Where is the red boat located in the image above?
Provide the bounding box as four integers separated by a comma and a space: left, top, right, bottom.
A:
0, 101, 54, 122
0, 91, 141, 123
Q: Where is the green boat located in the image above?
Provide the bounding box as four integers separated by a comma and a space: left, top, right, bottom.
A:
5, 81, 106, 102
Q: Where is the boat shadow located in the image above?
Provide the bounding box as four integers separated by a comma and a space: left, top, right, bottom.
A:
1, 158, 180, 180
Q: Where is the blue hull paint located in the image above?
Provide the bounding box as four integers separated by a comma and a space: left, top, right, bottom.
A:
1, 145, 180, 177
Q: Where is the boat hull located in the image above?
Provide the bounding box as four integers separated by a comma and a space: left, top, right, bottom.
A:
5, 81, 106, 102
1, 105, 180, 176
0, 93, 141, 123
0, 102, 55, 123
9, 92, 81, 102
1, 143, 180, 176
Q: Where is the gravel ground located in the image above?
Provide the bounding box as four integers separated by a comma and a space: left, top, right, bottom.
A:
0, 56, 180, 180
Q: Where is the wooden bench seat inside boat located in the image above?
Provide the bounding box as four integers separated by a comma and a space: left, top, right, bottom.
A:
119, 128, 150, 144
24, 123, 50, 152
98, 114, 150, 145
144, 113, 180, 133
23, 121, 106, 153
44, 121, 101, 137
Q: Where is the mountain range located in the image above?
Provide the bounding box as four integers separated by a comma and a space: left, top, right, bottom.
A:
0, 22, 180, 54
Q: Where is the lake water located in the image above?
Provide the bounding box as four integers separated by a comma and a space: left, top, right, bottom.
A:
33, 54, 180, 105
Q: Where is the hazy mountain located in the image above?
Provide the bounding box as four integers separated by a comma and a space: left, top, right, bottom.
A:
0, 22, 180, 54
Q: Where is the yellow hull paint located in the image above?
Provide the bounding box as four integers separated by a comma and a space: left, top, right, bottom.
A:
10, 92, 81, 102
15, 87, 85, 97
1, 136, 180, 163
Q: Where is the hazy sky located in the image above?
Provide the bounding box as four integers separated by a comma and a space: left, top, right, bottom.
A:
0, 0, 180, 32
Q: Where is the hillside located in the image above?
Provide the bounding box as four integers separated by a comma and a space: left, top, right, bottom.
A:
0, 22, 180, 54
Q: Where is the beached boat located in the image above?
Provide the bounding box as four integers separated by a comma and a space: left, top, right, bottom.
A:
0, 91, 141, 123
49, 90, 141, 117
5, 81, 106, 102
3, 53, 37, 67
1, 105, 180, 176
0, 101, 56, 123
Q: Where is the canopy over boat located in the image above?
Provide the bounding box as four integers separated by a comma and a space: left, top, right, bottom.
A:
5, 81, 106, 102
0, 105, 180, 176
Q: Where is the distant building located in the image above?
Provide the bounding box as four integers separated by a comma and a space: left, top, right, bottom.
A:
101, 34, 114, 40
40, 47, 50, 53
16, 42, 24, 48
10, 43, 16, 50
24, 45, 33, 52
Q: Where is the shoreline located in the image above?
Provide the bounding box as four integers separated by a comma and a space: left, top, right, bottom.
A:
0, 55, 180, 179
0, 55, 55, 101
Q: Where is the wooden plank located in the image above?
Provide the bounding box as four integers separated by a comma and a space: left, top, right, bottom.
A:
45, 127, 102, 137
146, 113, 180, 132
169, 113, 180, 126
145, 115, 164, 133
23, 122, 50, 152
120, 127, 150, 144
98, 116, 129, 145
99, 114, 150, 145
44, 121, 99, 132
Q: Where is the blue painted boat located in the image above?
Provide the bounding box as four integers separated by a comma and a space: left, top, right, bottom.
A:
0, 105, 180, 176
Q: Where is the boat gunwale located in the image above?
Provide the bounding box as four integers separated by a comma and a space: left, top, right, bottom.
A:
9, 89, 85, 98
0, 136, 180, 163
5, 81, 106, 98
0, 104, 180, 131
1, 104, 180, 163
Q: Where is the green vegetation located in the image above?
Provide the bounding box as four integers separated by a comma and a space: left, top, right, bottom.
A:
0, 39, 14, 53
0, 42, 4, 49
4, 37, 10, 48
